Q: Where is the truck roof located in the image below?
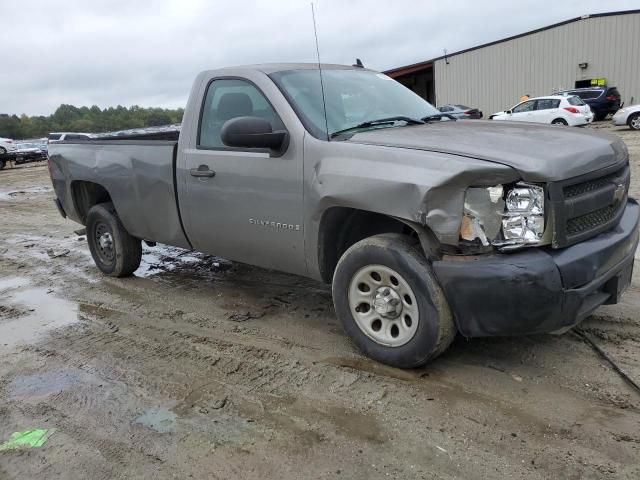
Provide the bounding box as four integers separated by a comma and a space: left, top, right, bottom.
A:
203, 63, 371, 75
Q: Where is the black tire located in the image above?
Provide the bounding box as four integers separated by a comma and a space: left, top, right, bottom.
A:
86, 202, 142, 277
628, 112, 640, 131
332, 233, 456, 368
594, 112, 607, 122
0, 160, 5, 170
551, 118, 568, 126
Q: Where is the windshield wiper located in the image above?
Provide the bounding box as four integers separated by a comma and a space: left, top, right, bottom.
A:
329, 116, 424, 138
421, 113, 457, 122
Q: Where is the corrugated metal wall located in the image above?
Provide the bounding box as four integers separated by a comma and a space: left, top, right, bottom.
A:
434, 13, 640, 116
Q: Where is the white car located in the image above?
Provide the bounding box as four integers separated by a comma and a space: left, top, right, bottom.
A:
48, 132, 92, 142
612, 104, 640, 130
0, 137, 17, 155
490, 95, 593, 126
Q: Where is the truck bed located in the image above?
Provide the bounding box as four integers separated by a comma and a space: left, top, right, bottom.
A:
49, 138, 191, 249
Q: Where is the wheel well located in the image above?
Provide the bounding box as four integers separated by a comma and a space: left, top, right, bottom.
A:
71, 181, 112, 223
318, 207, 420, 283
552, 118, 567, 124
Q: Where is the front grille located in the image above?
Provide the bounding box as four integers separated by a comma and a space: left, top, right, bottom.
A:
563, 170, 624, 198
566, 205, 617, 235
548, 164, 630, 248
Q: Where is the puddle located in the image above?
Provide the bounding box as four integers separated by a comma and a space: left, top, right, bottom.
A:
133, 407, 177, 433
0, 186, 52, 200
9, 369, 88, 399
0, 278, 80, 348
136, 244, 231, 278
0, 277, 31, 291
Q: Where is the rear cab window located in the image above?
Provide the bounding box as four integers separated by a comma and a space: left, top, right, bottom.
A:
48, 134, 62, 141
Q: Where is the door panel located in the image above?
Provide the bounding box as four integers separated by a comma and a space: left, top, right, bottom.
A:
177, 78, 306, 275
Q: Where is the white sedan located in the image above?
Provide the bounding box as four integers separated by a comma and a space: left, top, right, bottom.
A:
0, 137, 17, 155
612, 104, 640, 130
490, 95, 593, 126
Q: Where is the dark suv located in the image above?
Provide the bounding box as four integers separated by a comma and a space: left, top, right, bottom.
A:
555, 87, 621, 121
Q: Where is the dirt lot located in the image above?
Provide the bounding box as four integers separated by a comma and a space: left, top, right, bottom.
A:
1, 124, 640, 479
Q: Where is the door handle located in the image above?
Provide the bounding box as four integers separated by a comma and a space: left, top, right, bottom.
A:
190, 165, 216, 178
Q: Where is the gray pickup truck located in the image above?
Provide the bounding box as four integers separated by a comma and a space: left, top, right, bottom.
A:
49, 63, 639, 368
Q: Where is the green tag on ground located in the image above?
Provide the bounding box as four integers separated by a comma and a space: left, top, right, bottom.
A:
0, 429, 54, 451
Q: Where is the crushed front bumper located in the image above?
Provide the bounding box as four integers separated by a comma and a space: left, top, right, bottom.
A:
432, 199, 639, 337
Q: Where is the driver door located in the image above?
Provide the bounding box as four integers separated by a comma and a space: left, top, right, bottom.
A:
177, 78, 306, 275
510, 100, 536, 122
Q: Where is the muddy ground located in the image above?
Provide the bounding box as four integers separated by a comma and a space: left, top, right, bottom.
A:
1, 124, 640, 480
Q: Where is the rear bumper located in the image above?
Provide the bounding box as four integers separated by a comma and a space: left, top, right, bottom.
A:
432, 199, 639, 337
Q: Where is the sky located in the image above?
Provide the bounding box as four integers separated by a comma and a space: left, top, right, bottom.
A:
1, 0, 639, 116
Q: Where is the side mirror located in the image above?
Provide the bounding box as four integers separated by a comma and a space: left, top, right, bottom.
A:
220, 116, 288, 154
506, 110, 512, 115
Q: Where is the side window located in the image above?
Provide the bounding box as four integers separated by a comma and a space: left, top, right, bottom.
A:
536, 99, 560, 110
512, 100, 535, 113
199, 79, 285, 148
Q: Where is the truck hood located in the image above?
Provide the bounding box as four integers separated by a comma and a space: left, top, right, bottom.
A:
347, 120, 628, 182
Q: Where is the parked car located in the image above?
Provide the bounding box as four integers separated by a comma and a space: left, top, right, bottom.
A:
611, 104, 640, 130
15, 142, 47, 164
0, 137, 17, 155
48, 63, 637, 368
490, 95, 593, 126
437, 104, 483, 119
555, 86, 622, 121
48, 132, 92, 142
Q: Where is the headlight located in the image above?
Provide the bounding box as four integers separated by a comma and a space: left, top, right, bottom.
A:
461, 183, 546, 249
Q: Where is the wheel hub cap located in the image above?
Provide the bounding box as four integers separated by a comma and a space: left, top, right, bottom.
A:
348, 264, 419, 347
99, 232, 113, 250
373, 287, 402, 318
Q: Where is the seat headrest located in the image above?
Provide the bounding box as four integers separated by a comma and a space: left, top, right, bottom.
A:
216, 92, 253, 121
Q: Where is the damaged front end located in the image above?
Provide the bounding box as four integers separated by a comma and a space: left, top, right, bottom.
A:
460, 183, 551, 252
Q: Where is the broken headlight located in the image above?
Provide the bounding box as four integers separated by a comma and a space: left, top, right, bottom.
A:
461, 183, 546, 249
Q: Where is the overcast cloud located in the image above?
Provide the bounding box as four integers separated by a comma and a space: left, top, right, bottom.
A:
1, 0, 639, 115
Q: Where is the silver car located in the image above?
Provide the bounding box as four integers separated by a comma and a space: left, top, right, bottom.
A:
612, 104, 640, 130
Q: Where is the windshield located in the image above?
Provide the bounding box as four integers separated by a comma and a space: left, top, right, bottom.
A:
270, 69, 440, 139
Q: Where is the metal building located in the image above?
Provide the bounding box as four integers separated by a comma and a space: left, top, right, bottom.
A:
384, 9, 640, 117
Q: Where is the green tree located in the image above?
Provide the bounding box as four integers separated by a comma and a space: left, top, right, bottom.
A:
0, 104, 184, 139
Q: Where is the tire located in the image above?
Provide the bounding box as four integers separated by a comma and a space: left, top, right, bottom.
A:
0, 159, 5, 170
594, 112, 607, 122
332, 233, 455, 368
551, 118, 568, 126
86, 202, 142, 277
628, 112, 640, 131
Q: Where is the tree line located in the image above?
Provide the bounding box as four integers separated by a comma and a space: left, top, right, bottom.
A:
0, 104, 185, 139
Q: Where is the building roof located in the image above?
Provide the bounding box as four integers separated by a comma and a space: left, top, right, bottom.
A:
384, 9, 640, 76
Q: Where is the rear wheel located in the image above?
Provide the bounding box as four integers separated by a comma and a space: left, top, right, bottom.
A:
594, 112, 607, 121
628, 112, 640, 131
86, 203, 141, 277
0, 159, 5, 170
332, 233, 455, 368
551, 118, 568, 126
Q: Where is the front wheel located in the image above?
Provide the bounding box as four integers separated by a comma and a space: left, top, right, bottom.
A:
332, 234, 455, 368
628, 112, 640, 131
551, 118, 568, 126
86, 203, 142, 277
